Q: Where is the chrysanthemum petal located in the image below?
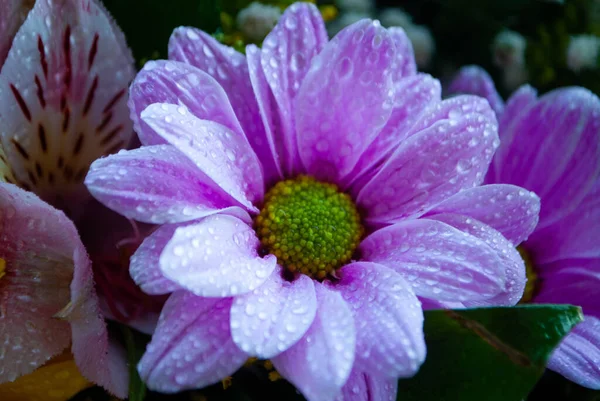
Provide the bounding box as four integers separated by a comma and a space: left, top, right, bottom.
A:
296, 20, 396, 181
492, 87, 600, 228
141, 103, 264, 211
138, 292, 247, 393
246, 44, 285, 184
534, 267, 600, 318
345, 74, 441, 191
527, 181, 600, 263
272, 283, 355, 401
0, 0, 134, 214
159, 214, 276, 297
128, 60, 243, 146
548, 317, 600, 390
130, 224, 185, 295
358, 98, 498, 224
86, 145, 240, 224
428, 213, 526, 306
334, 262, 425, 378
427, 184, 540, 245
335, 367, 398, 401
360, 219, 506, 302
447, 65, 504, 116
259, 2, 328, 175
168, 28, 282, 185
230, 269, 317, 359
388, 27, 417, 80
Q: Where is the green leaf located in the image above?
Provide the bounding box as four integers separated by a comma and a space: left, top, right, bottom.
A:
101, 0, 221, 67
397, 304, 583, 401
122, 326, 149, 401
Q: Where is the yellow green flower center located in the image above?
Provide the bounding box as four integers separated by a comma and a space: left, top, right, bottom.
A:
517, 246, 538, 303
254, 175, 363, 280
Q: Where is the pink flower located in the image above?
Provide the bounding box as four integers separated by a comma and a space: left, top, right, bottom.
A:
86, 4, 539, 400
0, 0, 135, 220
0, 183, 127, 397
449, 65, 600, 389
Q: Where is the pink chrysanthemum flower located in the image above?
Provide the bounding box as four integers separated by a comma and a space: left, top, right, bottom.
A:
0, 183, 127, 397
449, 66, 600, 389
86, 4, 540, 399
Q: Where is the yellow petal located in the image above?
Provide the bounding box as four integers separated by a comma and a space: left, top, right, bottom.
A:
0, 351, 92, 401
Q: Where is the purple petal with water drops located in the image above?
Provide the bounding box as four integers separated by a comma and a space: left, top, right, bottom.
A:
85, 145, 240, 224
128, 60, 244, 146
141, 103, 264, 212
296, 19, 396, 182
138, 292, 247, 393
334, 262, 425, 378
360, 219, 506, 302
427, 184, 540, 245
272, 283, 355, 401
159, 214, 276, 298
230, 269, 317, 358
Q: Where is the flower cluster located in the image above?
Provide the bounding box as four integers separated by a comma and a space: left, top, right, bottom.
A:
0, 1, 598, 401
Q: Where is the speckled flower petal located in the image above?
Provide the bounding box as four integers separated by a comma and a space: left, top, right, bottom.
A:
345, 74, 441, 191
548, 317, 600, 390
259, 2, 328, 175
272, 283, 355, 401
0, 183, 126, 397
388, 27, 417, 80
334, 262, 425, 378
138, 292, 247, 393
360, 219, 506, 302
491, 88, 600, 228
86, 145, 240, 224
0, 184, 73, 382
428, 213, 526, 307
0, 0, 32, 65
335, 367, 398, 401
0, 0, 134, 214
230, 269, 317, 358
534, 267, 600, 318
159, 214, 276, 297
168, 28, 282, 185
130, 224, 185, 295
358, 98, 499, 224
527, 181, 600, 263
142, 103, 264, 210
296, 20, 396, 182
447, 65, 504, 116
427, 184, 540, 245
128, 60, 244, 146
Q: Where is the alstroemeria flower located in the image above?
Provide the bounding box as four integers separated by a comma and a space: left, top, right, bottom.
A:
449, 65, 600, 389
0, 183, 127, 397
86, 4, 540, 400
0, 0, 135, 219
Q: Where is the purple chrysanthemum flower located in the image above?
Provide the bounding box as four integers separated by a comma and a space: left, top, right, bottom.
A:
449, 66, 600, 389
86, 4, 540, 400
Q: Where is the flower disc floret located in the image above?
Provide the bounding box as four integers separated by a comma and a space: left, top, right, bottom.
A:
254, 175, 363, 280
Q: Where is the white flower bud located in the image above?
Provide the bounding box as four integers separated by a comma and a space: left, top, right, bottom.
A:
236, 2, 282, 43
492, 30, 527, 69
335, 0, 374, 14
378, 7, 412, 28
406, 25, 435, 69
566, 34, 600, 73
